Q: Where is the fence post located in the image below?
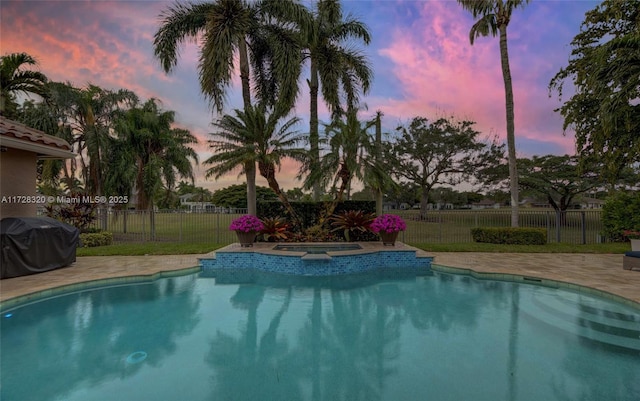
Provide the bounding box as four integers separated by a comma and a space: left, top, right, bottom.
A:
216, 212, 220, 244
438, 211, 443, 243
179, 210, 183, 242
555, 211, 561, 243
142, 210, 146, 242
581, 211, 586, 245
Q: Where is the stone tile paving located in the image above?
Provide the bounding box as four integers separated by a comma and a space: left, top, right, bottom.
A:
1, 251, 638, 307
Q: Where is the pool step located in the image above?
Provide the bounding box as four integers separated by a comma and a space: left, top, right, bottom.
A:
519, 289, 640, 352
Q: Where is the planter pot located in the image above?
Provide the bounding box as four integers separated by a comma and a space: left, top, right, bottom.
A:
631, 239, 640, 251
236, 230, 257, 247
379, 231, 399, 246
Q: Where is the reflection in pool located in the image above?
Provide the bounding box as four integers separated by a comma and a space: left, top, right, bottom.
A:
1, 270, 638, 401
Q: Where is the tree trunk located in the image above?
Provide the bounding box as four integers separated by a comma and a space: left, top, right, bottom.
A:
149, 200, 156, 241
420, 185, 429, 220
245, 161, 257, 216
309, 59, 321, 201
259, 161, 302, 227
238, 36, 256, 216
499, 25, 519, 227
315, 162, 350, 226
238, 36, 252, 111
374, 111, 383, 216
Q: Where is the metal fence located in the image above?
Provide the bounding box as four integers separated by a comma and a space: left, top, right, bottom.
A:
395, 209, 605, 245
87, 208, 606, 245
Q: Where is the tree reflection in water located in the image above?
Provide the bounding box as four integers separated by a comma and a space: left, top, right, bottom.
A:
3, 270, 637, 401
204, 272, 508, 401
1, 275, 201, 401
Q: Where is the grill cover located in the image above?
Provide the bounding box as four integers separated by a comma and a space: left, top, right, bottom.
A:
1, 217, 79, 279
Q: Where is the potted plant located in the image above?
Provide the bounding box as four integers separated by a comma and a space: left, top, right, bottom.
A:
230, 215, 264, 247
370, 214, 407, 246
623, 229, 640, 251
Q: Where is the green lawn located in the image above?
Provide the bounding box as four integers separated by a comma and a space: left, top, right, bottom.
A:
97, 209, 607, 245
77, 240, 629, 256
77, 209, 624, 256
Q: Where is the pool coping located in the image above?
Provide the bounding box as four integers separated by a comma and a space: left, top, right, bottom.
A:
1, 251, 638, 311
431, 264, 640, 310
0, 266, 201, 312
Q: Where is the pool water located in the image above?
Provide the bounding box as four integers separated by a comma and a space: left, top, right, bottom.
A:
1, 270, 638, 401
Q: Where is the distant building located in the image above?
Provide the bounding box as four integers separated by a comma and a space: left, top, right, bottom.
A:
470, 199, 501, 210
579, 197, 605, 209
179, 193, 215, 212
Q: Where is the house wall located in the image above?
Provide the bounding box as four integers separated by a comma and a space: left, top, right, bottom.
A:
0, 148, 38, 217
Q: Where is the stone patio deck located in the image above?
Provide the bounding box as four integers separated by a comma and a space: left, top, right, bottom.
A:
1, 250, 638, 308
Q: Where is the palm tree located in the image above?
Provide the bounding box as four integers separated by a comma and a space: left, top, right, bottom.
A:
71, 85, 138, 199
205, 104, 307, 221
154, 0, 303, 215
457, 0, 529, 227
113, 99, 198, 239
307, 107, 383, 223
0, 52, 49, 117
286, 0, 373, 200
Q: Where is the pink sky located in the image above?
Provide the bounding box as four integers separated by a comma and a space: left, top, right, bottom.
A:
1, 0, 598, 193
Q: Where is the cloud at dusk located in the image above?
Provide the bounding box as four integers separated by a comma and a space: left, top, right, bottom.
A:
1, 0, 599, 192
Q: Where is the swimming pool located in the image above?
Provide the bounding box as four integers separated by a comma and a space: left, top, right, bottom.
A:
1, 269, 638, 401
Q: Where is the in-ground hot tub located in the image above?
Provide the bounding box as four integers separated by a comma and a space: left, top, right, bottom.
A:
199, 242, 433, 276
272, 243, 362, 253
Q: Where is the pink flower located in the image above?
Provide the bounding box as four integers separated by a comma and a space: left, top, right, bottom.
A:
370, 214, 407, 233
229, 215, 264, 233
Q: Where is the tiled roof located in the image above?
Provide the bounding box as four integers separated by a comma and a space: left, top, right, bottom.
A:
0, 116, 72, 152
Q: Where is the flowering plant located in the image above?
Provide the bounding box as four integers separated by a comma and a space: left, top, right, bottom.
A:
623, 229, 640, 240
370, 214, 407, 234
229, 215, 264, 233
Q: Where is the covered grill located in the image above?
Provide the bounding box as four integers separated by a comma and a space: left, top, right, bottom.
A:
1, 217, 79, 279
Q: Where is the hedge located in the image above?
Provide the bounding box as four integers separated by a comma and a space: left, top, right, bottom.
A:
257, 200, 376, 229
471, 227, 547, 245
79, 231, 113, 247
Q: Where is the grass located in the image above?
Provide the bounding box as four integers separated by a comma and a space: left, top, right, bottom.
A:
76, 240, 631, 256
411, 242, 631, 254
77, 209, 623, 256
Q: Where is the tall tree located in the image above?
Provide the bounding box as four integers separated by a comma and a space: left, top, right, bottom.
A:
205, 105, 306, 222
306, 107, 382, 223
518, 155, 602, 214
458, 0, 530, 227
388, 115, 501, 219
20, 81, 137, 206
0, 52, 49, 118
549, 0, 640, 182
113, 99, 198, 239
154, 0, 303, 215
280, 0, 373, 200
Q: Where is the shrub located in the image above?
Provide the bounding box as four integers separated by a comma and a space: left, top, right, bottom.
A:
471, 227, 546, 245
260, 217, 291, 242
45, 192, 97, 232
329, 210, 376, 241
80, 231, 113, 247
601, 191, 640, 241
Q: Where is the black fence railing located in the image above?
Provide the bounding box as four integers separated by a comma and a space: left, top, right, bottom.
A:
80, 208, 606, 245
